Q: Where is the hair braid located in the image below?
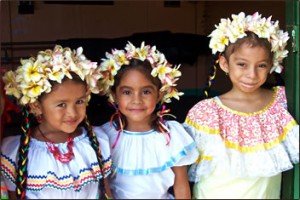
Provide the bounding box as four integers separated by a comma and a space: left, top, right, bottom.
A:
83, 115, 107, 200
204, 54, 218, 98
16, 106, 31, 199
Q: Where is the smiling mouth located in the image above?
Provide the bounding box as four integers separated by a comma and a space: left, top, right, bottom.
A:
242, 82, 257, 88
129, 108, 145, 112
64, 120, 78, 125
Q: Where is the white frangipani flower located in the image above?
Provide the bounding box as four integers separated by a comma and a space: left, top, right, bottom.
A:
2, 45, 101, 106
97, 41, 184, 104
208, 12, 289, 74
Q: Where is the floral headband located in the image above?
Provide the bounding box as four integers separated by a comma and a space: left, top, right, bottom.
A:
2, 45, 102, 106
97, 41, 183, 104
208, 12, 289, 73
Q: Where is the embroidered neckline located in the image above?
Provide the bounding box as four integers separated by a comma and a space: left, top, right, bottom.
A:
213, 87, 279, 116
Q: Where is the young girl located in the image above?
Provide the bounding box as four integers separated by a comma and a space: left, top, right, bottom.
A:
184, 12, 299, 199
95, 41, 199, 199
1, 45, 112, 199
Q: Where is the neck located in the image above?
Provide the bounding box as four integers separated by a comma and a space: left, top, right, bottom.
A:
35, 126, 79, 144
126, 123, 152, 132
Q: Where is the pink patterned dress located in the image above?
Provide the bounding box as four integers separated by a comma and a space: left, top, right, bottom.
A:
184, 86, 299, 199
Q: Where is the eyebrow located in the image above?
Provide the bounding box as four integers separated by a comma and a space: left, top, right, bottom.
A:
54, 94, 86, 102
118, 85, 157, 90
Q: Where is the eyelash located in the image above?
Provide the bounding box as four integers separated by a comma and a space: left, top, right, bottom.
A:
121, 90, 152, 95
77, 99, 85, 104
143, 90, 151, 95
237, 63, 267, 68
57, 99, 85, 107
122, 90, 131, 95
258, 64, 267, 68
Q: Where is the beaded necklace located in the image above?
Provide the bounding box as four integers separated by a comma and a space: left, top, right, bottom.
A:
37, 126, 74, 163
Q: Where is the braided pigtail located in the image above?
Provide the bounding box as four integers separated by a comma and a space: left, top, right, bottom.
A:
83, 115, 107, 200
203, 54, 219, 98
15, 106, 31, 200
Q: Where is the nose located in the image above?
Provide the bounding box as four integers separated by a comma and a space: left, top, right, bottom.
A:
246, 66, 257, 79
66, 105, 78, 117
132, 92, 142, 104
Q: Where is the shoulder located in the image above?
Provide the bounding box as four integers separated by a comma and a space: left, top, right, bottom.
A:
273, 86, 287, 109
1, 135, 20, 153
187, 98, 215, 114
165, 120, 185, 131
98, 122, 118, 140
165, 120, 194, 141
99, 121, 111, 132
274, 86, 287, 99
1, 136, 20, 168
93, 125, 106, 135
91, 125, 110, 141
185, 98, 217, 121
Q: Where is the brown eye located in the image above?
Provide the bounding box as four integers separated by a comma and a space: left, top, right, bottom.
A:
122, 90, 131, 95
76, 99, 85, 104
258, 64, 267, 68
143, 90, 151, 95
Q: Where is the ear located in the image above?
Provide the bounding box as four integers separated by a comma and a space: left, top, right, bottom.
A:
219, 55, 229, 74
29, 101, 42, 115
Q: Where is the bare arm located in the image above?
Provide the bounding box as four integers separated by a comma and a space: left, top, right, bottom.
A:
172, 165, 191, 199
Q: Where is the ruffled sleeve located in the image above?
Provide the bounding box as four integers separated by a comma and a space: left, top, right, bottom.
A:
1, 135, 20, 191
276, 86, 288, 110
165, 120, 199, 166
93, 126, 112, 177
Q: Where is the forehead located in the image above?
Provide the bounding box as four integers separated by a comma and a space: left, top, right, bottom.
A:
118, 69, 158, 89
231, 43, 270, 58
41, 79, 87, 101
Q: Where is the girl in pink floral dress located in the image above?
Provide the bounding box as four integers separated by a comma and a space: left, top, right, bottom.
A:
184, 12, 299, 199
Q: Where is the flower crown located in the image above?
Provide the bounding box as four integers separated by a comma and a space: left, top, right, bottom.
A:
208, 12, 289, 73
2, 45, 102, 106
97, 41, 183, 103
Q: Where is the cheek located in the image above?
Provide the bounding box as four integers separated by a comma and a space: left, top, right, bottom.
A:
78, 106, 86, 113
146, 97, 159, 112
260, 72, 270, 81
42, 110, 60, 123
117, 102, 127, 112
76, 105, 87, 116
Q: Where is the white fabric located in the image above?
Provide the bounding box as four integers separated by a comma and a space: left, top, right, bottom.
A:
193, 164, 282, 199
1, 127, 112, 199
100, 120, 199, 199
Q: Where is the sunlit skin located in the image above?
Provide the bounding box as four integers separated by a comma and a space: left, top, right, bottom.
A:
29, 79, 89, 143
113, 69, 161, 132
219, 43, 274, 113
